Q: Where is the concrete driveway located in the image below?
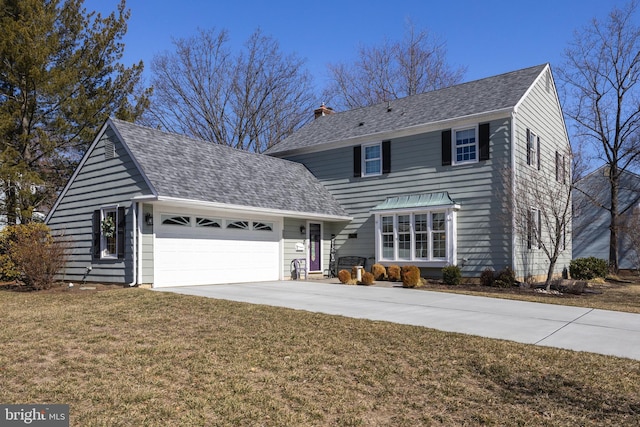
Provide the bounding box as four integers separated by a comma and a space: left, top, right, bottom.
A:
155, 280, 640, 361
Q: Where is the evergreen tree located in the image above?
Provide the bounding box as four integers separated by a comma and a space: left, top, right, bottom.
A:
0, 0, 149, 224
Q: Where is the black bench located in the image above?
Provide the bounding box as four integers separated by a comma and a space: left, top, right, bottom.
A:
336, 256, 367, 273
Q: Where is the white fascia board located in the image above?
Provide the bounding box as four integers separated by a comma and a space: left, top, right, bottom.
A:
148, 196, 353, 222
271, 108, 513, 158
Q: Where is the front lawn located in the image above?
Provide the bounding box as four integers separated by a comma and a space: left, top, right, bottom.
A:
1, 288, 638, 426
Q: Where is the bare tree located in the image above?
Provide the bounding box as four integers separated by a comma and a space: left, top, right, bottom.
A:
148, 28, 315, 153
507, 147, 574, 289
558, 0, 640, 272
323, 21, 466, 110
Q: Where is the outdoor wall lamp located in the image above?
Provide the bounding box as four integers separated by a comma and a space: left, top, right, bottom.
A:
300, 225, 306, 235
145, 213, 153, 226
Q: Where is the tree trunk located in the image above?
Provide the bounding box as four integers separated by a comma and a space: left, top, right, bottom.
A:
609, 166, 620, 273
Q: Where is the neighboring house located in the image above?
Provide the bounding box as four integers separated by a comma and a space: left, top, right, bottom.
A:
573, 166, 640, 270
46, 63, 571, 287
266, 63, 572, 282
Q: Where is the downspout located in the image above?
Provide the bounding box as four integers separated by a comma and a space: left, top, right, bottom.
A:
137, 202, 143, 285
128, 201, 138, 287
511, 110, 518, 275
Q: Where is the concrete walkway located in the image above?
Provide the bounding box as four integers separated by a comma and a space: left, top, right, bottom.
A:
155, 281, 640, 361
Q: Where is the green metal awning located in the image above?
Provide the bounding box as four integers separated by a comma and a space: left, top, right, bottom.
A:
372, 191, 459, 211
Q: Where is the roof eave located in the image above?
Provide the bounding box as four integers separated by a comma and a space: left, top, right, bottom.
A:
144, 196, 352, 222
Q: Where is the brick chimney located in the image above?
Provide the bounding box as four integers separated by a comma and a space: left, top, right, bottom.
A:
314, 103, 334, 119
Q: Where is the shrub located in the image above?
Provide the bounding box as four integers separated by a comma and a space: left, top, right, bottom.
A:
387, 265, 401, 282
371, 263, 387, 281
401, 265, 421, 288
361, 271, 375, 286
569, 257, 608, 280
337, 269, 351, 284
0, 223, 70, 290
494, 266, 516, 288
442, 264, 461, 286
480, 268, 495, 287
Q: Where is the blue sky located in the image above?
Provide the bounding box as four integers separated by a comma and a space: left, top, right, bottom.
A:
86, 0, 633, 93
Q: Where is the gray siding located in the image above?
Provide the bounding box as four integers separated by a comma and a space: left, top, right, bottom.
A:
47, 125, 152, 284
285, 118, 513, 277
282, 217, 308, 279
514, 68, 573, 280
141, 203, 154, 283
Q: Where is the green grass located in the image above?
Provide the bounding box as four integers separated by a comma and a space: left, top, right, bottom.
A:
1, 288, 639, 426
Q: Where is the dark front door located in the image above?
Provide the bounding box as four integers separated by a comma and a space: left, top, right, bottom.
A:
309, 223, 321, 272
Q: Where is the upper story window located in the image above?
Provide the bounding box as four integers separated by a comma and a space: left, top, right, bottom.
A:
453, 127, 478, 165
527, 129, 540, 170
354, 141, 390, 177
555, 151, 566, 184
363, 143, 382, 176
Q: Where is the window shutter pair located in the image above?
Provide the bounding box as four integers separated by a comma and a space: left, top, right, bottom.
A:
353, 140, 391, 177
91, 207, 126, 260
526, 128, 541, 170
441, 123, 490, 166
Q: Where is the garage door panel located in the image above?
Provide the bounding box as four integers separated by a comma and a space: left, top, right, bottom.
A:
154, 220, 281, 287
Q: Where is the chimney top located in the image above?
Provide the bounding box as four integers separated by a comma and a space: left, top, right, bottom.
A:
314, 103, 334, 119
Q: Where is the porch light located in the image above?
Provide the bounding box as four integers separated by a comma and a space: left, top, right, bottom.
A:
300, 225, 306, 235
145, 213, 153, 226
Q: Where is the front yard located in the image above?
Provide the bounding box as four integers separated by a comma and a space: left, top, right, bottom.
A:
1, 286, 639, 426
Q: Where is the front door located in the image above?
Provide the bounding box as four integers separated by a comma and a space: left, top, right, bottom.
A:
309, 223, 321, 272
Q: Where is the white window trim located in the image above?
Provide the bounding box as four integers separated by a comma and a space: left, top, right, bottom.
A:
362, 142, 382, 177
452, 125, 479, 165
100, 205, 119, 259
375, 205, 458, 267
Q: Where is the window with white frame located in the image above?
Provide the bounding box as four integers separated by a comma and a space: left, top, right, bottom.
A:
101, 208, 118, 257
453, 127, 477, 164
362, 143, 382, 176
377, 209, 456, 264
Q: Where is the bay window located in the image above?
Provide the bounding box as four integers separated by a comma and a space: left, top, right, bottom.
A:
376, 208, 457, 266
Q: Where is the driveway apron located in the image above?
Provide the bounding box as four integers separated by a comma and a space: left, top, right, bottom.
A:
155, 281, 640, 361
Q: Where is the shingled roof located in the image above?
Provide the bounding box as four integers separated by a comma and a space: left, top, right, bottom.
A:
265, 64, 548, 156
110, 119, 350, 219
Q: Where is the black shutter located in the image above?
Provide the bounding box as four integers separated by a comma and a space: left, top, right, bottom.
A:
92, 210, 100, 259
353, 145, 361, 177
555, 151, 560, 181
526, 128, 531, 166
441, 129, 452, 166
479, 123, 490, 161
537, 136, 541, 170
117, 206, 125, 259
382, 140, 391, 174
537, 209, 542, 249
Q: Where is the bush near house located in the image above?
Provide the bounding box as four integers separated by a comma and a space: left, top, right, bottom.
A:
337, 269, 352, 284
494, 266, 516, 288
480, 268, 495, 287
442, 265, 461, 286
387, 265, 401, 282
371, 263, 387, 281
570, 257, 608, 280
361, 271, 375, 286
0, 223, 69, 290
401, 265, 422, 288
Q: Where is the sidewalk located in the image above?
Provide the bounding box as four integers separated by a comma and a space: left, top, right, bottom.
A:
155, 280, 640, 360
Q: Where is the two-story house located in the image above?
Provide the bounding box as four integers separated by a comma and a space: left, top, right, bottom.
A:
46, 63, 571, 287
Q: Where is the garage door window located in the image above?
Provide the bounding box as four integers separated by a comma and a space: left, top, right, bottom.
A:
227, 220, 249, 230
161, 215, 191, 226
196, 217, 221, 228
252, 222, 273, 231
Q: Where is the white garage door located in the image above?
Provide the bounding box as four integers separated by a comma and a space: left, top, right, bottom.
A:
153, 213, 281, 287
